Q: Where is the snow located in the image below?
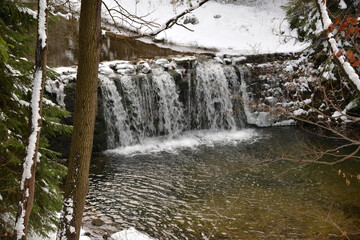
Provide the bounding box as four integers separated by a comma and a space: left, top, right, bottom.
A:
15, 208, 26, 238
18, 7, 37, 19
342, 61, 360, 91
52, 11, 72, 20
345, 100, 357, 111
293, 108, 308, 116
317, 0, 332, 30
332, 111, 342, 118
20, 70, 43, 190
339, 0, 347, 9
111, 227, 154, 240
5, 63, 21, 76
317, 0, 360, 92
46, 67, 78, 108
38, 0, 47, 48
102, 0, 307, 54
15, 7, 48, 233
273, 119, 296, 126
303, 99, 312, 105
15, 68, 44, 239
155, 59, 169, 65
43, 98, 56, 106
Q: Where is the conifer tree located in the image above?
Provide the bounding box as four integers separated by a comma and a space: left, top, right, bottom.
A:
0, 1, 70, 238
14, 0, 49, 238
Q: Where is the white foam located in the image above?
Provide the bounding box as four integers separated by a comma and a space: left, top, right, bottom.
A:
105, 129, 258, 156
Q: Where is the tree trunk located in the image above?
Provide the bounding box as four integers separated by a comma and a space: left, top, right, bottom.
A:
56, 0, 102, 239
14, 0, 48, 239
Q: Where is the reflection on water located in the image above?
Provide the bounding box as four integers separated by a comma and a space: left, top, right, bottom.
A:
86, 127, 360, 239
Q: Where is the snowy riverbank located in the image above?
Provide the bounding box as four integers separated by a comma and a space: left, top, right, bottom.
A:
54, 0, 308, 55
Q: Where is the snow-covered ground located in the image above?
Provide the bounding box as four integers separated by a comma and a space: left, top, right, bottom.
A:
102, 0, 308, 55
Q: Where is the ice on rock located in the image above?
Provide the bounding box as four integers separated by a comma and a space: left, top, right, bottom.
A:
99, 65, 114, 75
137, 61, 151, 74
155, 58, 169, 65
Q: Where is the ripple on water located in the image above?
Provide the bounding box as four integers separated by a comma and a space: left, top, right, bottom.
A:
86, 128, 360, 239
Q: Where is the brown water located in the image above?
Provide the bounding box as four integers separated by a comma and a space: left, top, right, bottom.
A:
85, 127, 360, 239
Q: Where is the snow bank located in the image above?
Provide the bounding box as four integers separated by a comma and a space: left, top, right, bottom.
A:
111, 227, 154, 240
102, 0, 307, 54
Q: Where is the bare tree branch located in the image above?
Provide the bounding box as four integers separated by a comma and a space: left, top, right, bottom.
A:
102, 0, 209, 38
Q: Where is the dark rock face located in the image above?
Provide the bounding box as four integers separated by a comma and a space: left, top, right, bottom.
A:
93, 87, 108, 153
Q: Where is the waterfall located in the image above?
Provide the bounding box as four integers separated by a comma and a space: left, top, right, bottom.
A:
52, 58, 248, 149
151, 68, 184, 137
99, 66, 187, 148
194, 61, 238, 130
47, 54, 299, 151
98, 60, 248, 148
99, 74, 134, 148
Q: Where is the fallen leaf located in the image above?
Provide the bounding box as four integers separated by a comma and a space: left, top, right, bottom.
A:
336, 51, 343, 58
346, 179, 350, 186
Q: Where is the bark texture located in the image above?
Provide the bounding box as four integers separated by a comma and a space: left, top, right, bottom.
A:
14, 1, 48, 239
56, 0, 102, 239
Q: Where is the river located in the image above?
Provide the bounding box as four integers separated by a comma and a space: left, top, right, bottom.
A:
85, 127, 360, 239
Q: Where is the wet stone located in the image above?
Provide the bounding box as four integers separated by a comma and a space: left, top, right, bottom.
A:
92, 218, 105, 226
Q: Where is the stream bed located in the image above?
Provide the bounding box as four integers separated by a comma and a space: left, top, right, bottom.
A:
84, 127, 360, 239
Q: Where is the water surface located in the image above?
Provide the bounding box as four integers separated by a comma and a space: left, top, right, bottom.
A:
86, 127, 360, 239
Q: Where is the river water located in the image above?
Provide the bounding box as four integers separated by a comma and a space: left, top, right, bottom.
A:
85, 127, 360, 239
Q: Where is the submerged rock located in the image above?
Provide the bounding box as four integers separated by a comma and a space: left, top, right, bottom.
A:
91, 218, 105, 227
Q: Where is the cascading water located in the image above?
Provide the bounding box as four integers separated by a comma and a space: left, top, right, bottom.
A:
99, 74, 134, 148
98, 59, 246, 149
151, 68, 184, 137
48, 57, 250, 149
194, 61, 238, 130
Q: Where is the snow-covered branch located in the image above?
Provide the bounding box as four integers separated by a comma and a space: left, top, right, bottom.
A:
15, 0, 48, 239
316, 0, 360, 94
102, 0, 209, 37
148, 0, 210, 36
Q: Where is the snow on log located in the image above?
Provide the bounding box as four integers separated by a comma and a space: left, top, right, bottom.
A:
317, 0, 360, 93
15, 0, 48, 238
19, 69, 42, 191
